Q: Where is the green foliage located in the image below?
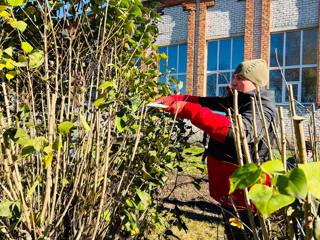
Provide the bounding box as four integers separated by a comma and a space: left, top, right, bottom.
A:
231, 160, 320, 218
58, 121, 74, 134
260, 160, 284, 174
274, 168, 307, 199
299, 162, 320, 199
0, 0, 191, 238
229, 163, 262, 194
248, 184, 295, 218
0, 199, 21, 219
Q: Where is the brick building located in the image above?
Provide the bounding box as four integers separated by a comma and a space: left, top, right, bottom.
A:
156, 0, 320, 134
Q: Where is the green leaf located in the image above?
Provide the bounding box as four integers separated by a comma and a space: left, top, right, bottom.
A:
33, 136, 48, 152
136, 189, 152, 211
101, 210, 111, 224
4, 47, 13, 57
116, 116, 125, 132
130, 5, 142, 17
80, 114, 91, 132
28, 50, 44, 68
5, 70, 16, 80
58, 121, 73, 134
260, 160, 284, 175
248, 184, 295, 218
14, 127, 28, 138
275, 168, 307, 199
299, 162, 320, 199
159, 52, 168, 61
21, 146, 35, 156
178, 81, 184, 90
93, 97, 105, 108
52, 137, 63, 150
0, 199, 13, 218
229, 163, 262, 194
10, 20, 27, 32
98, 81, 116, 90
27, 176, 41, 200
6, 0, 25, 7
21, 41, 33, 54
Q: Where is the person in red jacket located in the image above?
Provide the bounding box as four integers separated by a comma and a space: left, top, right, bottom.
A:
156, 59, 277, 239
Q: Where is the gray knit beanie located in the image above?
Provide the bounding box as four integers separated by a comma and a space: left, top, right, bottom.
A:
234, 59, 269, 87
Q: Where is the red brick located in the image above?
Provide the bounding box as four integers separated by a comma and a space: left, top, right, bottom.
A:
244, 0, 255, 60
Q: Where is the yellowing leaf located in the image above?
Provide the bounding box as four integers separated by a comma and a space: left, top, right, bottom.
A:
0, 10, 10, 19
0, 5, 8, 11
6, 70, 16, 80
229, 217, 244, 230
21, 41, 33, 54
5, 59, 15, 70
44, 153, 53, 169
80, 114, 91, 132
28, 50, 44, 69
6, 0, 25, 7
10, 20, 27, 32
58, 121, 73, 134
4, 47, 13, 57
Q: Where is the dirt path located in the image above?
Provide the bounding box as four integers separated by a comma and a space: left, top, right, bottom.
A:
152, 173, 226, 240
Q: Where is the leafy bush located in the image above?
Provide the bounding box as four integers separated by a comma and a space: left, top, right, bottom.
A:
0, 0, 192, 238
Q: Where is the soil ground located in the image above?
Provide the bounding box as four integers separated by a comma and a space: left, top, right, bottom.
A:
149, 151, 227, 240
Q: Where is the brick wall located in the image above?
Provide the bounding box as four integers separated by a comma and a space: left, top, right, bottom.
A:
244, 0, 255, 60
271, 0, 319, 31
156, 5, 188, 46
253, 0, 261, 59
260, 0, 271, 63
207, 0, 245, 39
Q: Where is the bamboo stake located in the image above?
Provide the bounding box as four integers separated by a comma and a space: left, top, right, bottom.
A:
278, 106, 287, 171
237, 115, 260, 240
292, 116, 313, 240
233, 90, 244, 165
312, 104, 318, 161
256, 87, 273, 160
251, 97, 260, 164
288, 84, 297, 152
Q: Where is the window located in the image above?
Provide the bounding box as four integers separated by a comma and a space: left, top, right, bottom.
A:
158, 44, 187, 93
206, 37, 244, 97
270, 29, 317, 103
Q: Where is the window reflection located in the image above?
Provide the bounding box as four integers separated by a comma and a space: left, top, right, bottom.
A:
302, 67, 317, 102
206, 36, 244, 97
207, 74, 217, 97
270, 70, 282, 103
285, 84, 298, 102
303, 29, 317, 65
219, 39, 231, 70
269, 29, 317, 103
158, 44, 188, 94
270, 33, 283, 67
285, 68, 299, 82
286, 31, 300, 66
207, 41, 218, 71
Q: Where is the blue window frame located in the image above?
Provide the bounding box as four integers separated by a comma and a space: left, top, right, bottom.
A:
206, 37, 244, 97
269, 29, 317, 103
158, 44, 187, 93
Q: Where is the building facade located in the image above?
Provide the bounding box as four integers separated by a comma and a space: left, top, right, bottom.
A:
156, 0, 320, 135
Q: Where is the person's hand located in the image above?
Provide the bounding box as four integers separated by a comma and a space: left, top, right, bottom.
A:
165, 101, 187, 116
154, 94, 186, 106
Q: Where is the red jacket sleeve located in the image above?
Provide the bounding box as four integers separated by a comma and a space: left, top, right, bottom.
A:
176, 102, 231, 143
